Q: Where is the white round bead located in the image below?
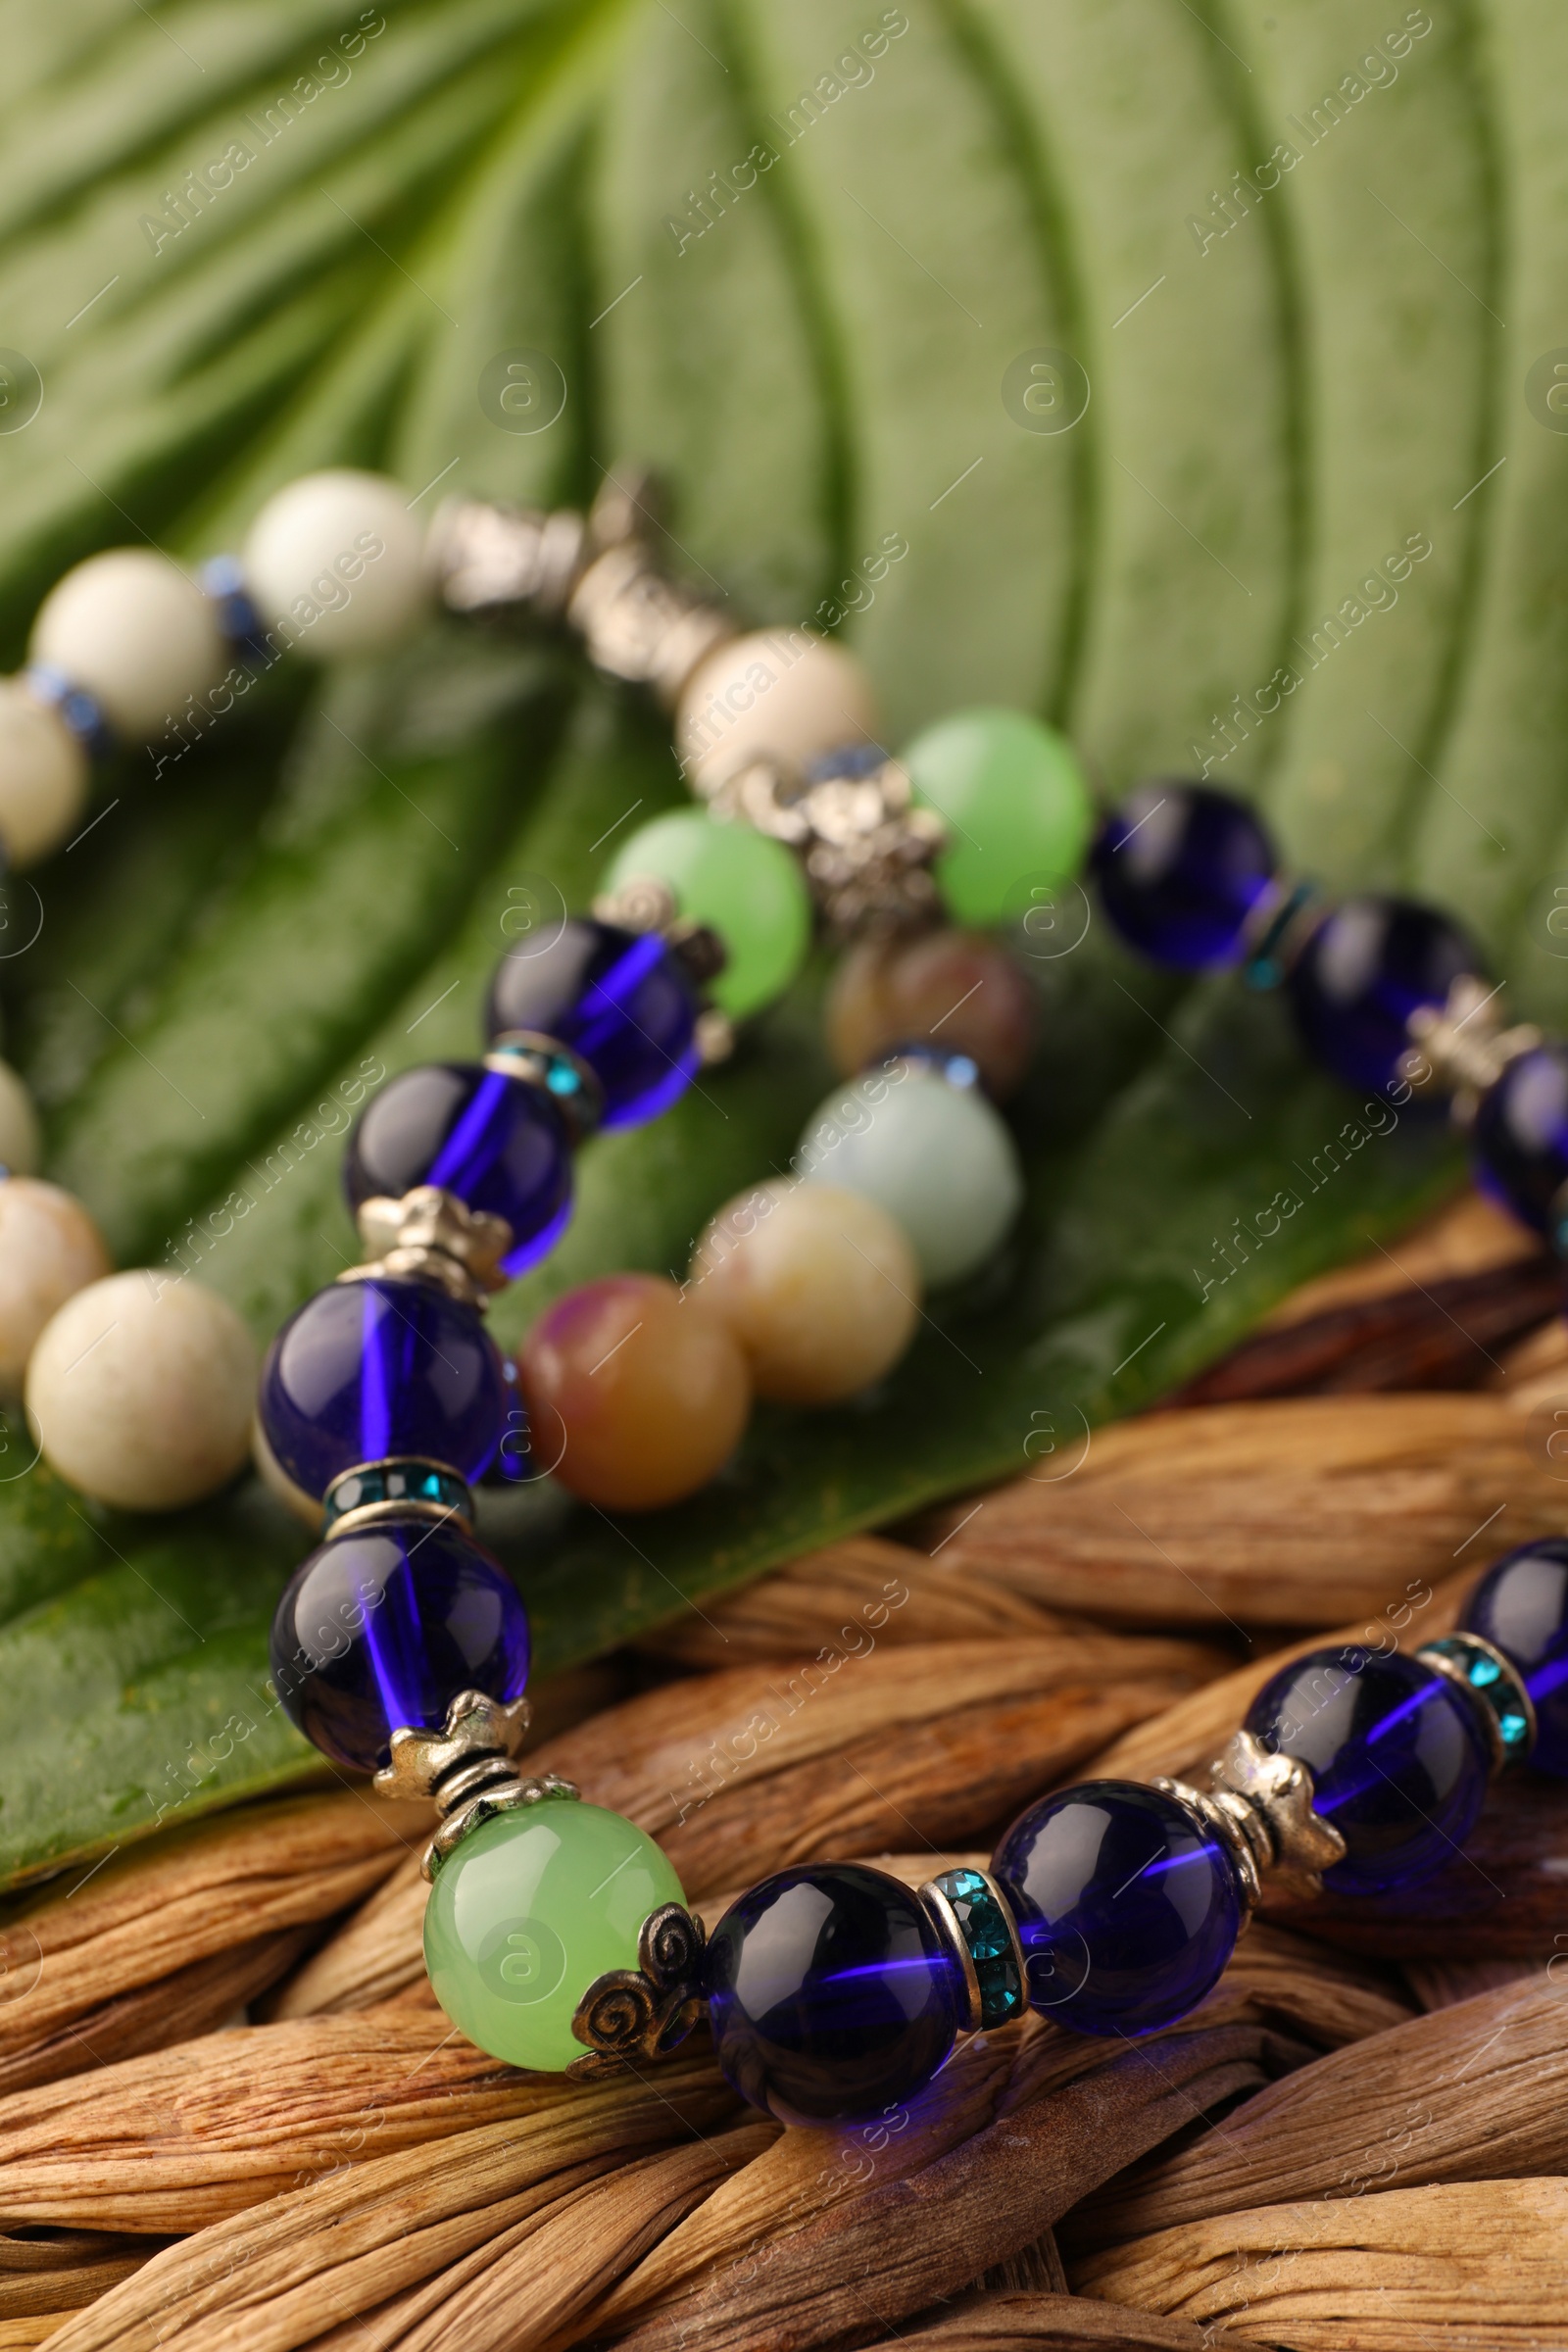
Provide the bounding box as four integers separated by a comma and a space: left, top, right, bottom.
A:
675, 628, 881, 793
692, 1179, 920, 1404
29, 551, 225, 740
0, 679, 89, 867
242, 470, 429, 661
797, 1065, 1024, 1288
0, 1060, 39, 1177
0, 1178, 112, 1400
26, 1270, 258, 1509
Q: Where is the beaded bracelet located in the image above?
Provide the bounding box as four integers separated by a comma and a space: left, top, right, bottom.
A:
6, 466, 1568, 2131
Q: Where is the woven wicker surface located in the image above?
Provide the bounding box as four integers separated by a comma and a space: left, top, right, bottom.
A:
1, 1194, 1563, 2350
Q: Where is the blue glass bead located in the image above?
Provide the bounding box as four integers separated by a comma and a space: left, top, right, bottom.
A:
991, 1781, 1242, 2036
705, 1862, 965, 2124
344, 1062, 572, 1276
1472, 1046, 1568, 1245
1091, 782, 1277, 969
259, 1275, 507, 1499
485, 918, 701, 1130
270, 1515, 530, 1772
1285, 897, 1478, 1095
1463, 1540, 1568, 1776
1245, 1647, 1491, 1895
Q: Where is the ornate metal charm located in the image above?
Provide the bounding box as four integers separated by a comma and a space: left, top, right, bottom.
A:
708, 752, 947, 938
339, 1185, 514, 1311
372, 1689, 579, 1880
1400, 973, 1542, 1125
1157, 1728, 1347, 1913
567, 1902, 708, 2080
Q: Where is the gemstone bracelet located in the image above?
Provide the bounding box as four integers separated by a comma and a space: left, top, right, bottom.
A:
4, 469, 1567, 2125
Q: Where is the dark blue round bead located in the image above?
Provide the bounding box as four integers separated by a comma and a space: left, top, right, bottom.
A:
1245, 1647, 1491, 1895
344, 1062, 572, 1277
259, 1276, 507, 1499
1472, 1046, 1568, 1245
1286, 897, 1478, 1095
270, 1516, 530, 1772
991, 1781, 1242, 2036
1463, 1539, 1568, 1777
485, 918, 701, 1130
1091, 782, 1277, 969
705, 1862, 964, 2124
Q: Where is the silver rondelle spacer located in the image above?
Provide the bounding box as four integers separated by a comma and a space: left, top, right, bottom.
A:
372, 1689, 579, 1880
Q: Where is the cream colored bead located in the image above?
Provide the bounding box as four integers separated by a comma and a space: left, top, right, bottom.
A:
674, 628, 881, 793
0, 1178, 112, 1401
26, 1270, 257, 1509
30, 551, 225, 739
243, 470, 429, 661
691, 1178, 919, 1404
0, 1060, 39, 1177
0, 677, 89, 866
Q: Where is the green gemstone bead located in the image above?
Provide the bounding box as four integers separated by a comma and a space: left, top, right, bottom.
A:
604, 808, 811, 1020
422, 1798, 687, 2073
903, 708, 1092, 928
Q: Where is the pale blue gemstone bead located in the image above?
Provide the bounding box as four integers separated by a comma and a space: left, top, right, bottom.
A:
795, 1062, 1023, 1287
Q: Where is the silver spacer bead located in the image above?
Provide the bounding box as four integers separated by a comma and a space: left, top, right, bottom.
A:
372, 1689, 579, 1880
1399, 973, 1542, 1127
707, 752, 948, 939
918, 1866, 1028, 2036
1155, 1727, 1347, 1916
428, 497, 590, 622
337, 1185, 514, 1313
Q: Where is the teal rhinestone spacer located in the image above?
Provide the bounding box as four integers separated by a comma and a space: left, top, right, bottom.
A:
322, 1456, 474, 1539
1417, 1633, 1537, 1775
485, 1028, 605, 1144
921, 1866, 1027, 2033
1242, 879, 1320, 993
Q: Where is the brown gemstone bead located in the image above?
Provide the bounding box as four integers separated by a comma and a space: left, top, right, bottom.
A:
824, 928, 1037, 1098
517, 1273, 752, 1511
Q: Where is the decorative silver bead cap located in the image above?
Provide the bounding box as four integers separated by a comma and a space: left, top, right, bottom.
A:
1155, 1729, 1348, 1912
706, 752, 947, 940
1400, 973, 1542, 1126
339, 1185, 514, 1312
567, 1902, 709, 2081
372, 1689, 579, 1881
1417, 1632, 1537, 1777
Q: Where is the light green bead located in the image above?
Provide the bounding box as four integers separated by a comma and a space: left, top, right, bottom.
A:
796, 1064, 1023, 1288
903, 708, 1092, 928
605, 808, 811, 1019
422, 1798, 686, 2073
